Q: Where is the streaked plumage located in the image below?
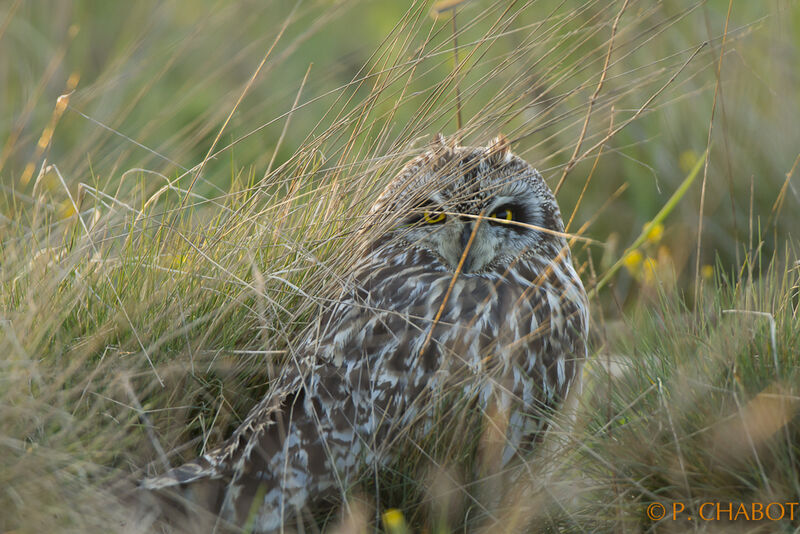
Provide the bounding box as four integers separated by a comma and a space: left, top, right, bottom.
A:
139, 134, 589, 532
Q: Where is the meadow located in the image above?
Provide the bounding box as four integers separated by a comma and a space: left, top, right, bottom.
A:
1, 0, 799, 532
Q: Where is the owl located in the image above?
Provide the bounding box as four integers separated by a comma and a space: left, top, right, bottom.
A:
138, 134, 589, 532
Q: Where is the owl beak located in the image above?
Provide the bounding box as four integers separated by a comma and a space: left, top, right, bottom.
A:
459, 222, 476, 272
459, 222, 473, 249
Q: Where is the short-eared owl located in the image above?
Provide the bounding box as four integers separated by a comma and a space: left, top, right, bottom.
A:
140, 134, 589, 531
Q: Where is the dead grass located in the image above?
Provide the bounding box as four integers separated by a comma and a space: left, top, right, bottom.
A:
1, 0, 799, 532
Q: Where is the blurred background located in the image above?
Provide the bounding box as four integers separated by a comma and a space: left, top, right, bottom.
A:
3, 0, 798, 302
1, 1, 799, 532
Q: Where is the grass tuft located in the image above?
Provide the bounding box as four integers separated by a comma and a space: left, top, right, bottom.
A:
1, 0, 799, 532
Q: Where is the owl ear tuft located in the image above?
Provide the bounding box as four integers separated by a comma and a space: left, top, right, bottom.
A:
487, 134, 511, 164
431, 133, 458, 149
431, 133, 457, 162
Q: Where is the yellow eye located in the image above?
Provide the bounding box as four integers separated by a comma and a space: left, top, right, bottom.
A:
491, 208, 513, 222
423, 211, 446, 224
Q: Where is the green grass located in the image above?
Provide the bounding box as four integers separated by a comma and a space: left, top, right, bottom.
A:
1, 0, 799, 532
568, 256, 800, 532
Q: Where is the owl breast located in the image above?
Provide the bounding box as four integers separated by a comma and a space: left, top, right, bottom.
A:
304, 236, 588, 458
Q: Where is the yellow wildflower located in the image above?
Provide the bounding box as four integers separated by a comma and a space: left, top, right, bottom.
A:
382, 509, 409, 534
642, 257, 659, 283
644, 222, 664, 244
58, 199, 77, 220
623, 249, 643, 275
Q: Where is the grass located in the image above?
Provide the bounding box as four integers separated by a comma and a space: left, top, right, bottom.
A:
1, 0, 799, 532
571, 256, 800, 532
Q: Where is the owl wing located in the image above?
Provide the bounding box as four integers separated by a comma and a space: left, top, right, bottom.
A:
137, 253, 451, 528
137, 244, 586, 530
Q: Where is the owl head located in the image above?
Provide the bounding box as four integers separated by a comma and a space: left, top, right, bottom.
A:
367, 134, 568, 275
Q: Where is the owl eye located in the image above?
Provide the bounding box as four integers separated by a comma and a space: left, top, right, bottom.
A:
489, 208, 514, 222
423, 211, 446, 224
